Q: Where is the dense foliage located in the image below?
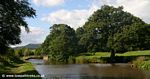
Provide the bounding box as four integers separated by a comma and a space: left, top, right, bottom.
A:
0, 0, 36, 54
15, 48, 34, 57
39, 24, 77, 63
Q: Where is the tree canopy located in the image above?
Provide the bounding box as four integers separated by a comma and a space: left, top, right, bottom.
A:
39, 24, 77, 63
0, 0, 36, 54
76, 5, 149, 61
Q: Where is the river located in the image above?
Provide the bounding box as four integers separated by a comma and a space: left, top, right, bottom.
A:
28, 59, 150, 79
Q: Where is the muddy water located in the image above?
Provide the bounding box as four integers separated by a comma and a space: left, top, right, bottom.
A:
28, 59, 150, 79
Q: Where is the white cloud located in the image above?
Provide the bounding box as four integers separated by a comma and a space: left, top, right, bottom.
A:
93, 0, 150, 23
42, 9, 88, 29
33, 0, 41, 5
13, 26, 48, 47
41, 0, 150, 30
41, 4, 98, 29
115, 0, 150, 23
32, 0, 64, 7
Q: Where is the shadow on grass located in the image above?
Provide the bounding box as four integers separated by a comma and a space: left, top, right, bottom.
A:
101, 55, 150, 63
77, 53, 93, 56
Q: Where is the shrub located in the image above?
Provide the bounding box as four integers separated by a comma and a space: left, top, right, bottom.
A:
132, 56, 150, 70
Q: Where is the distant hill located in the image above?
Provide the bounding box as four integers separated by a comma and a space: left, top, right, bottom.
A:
14, 44, 41, 50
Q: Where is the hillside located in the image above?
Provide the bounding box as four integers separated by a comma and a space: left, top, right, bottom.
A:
14, 44, 41, 50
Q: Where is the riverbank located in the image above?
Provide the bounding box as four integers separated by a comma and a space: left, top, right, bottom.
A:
0, 55, 41, 79
75, 50, 150, 70
23, 55, 43, 60
132, 56, 150, 70
76, 50, 150, 62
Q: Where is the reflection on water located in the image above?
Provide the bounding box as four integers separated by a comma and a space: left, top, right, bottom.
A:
28, 59, 150, 79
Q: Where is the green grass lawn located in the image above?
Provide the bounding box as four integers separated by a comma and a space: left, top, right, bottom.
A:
75, 50, 150, 64
77, 50, 150, 58
117, 50, 150, 56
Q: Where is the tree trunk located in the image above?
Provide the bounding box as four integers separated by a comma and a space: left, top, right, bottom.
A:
110, 50, 115, 63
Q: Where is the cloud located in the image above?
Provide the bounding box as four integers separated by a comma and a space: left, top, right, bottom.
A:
41, 4, 99, 29
32, 0, 65, 7
93, 0, 150, 23
41, 0, 150, 29
13, 26, 48, 47
32, 0, 40, 5
42, 9, 88, 29
115, 0, 150, 23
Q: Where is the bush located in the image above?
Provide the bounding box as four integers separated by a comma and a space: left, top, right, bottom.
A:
133, 56, 150, 70
75, 56, 104, 64
75, 56, 89, 64
68, 56, 75, 64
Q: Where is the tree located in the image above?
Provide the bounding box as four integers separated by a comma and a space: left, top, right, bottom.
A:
107, 23, 150, 59
76, 24, 101, 53
0, 0, 36, 54
76, 27, 85, 53
78, 5, 146, 62
23, 48, 31, 56
41, 24, 77, 63
35, 47, 43, 55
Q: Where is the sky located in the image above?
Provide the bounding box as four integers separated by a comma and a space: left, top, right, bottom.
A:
13, 0, 150, 47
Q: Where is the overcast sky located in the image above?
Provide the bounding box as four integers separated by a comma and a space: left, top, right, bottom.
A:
13, 0, 150, 47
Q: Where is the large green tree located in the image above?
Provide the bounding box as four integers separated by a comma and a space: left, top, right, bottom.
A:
0, 0, 36, 54
78, 5, 148, 62
41, 24, 77, 63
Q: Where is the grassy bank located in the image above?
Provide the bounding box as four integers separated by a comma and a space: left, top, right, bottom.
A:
132, 56, 150, 70
22, 55, 43, 60
75, 50, 150, 63
75, 50, 150, 70
0, 55, 41, 79
134, 60, 150, 70
77, 50, 150, 58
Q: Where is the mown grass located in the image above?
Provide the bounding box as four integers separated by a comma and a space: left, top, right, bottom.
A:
75, 50, 150, 70
117, 50, 150, 56
76, 50, 150, 59
75, 50, 150, 64
78, 50, 150, 57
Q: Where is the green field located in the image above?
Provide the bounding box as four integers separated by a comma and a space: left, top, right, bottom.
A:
77, 50, 150, 58
75, 50, 150, 64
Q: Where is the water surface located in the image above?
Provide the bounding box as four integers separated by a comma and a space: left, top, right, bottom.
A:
28, 59, 150, 79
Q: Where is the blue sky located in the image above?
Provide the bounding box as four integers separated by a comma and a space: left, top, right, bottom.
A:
14, 0, 150, 47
